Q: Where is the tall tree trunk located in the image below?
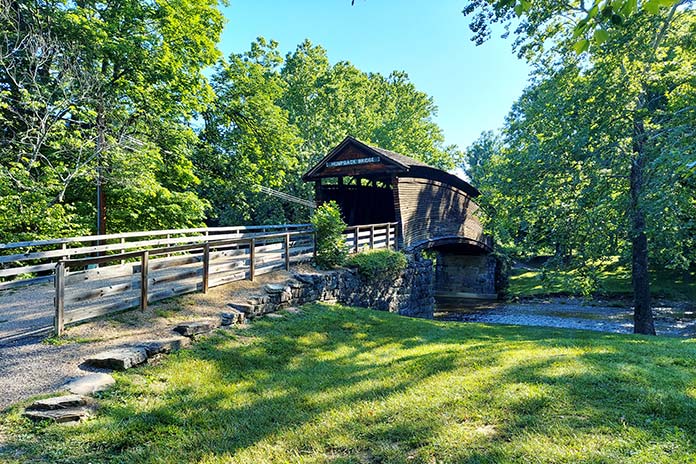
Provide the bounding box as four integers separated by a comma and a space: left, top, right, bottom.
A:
630, 116, 655, 335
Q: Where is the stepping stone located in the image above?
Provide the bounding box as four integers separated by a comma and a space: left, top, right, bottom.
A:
228, 302, 255, 314
84, 347, 148, 370
284, 307, 302, 314
30, 394, 86, 410
23, 407, 91, 424
64, 374, 115, 395
23, 394, 92, 424
265, 313, 284, 319
221, 309, 246, 326
140, 336, 190, 357
264, 283, 287, 294
173, 320, 219, 337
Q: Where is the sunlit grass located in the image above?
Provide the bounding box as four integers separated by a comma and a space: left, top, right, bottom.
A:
509, 259, 696, 300
2, 304, 696, 463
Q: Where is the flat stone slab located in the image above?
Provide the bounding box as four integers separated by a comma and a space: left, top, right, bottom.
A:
228, 302, 255, 314
265, 313, 284, 319
140, 336, 190, 357
64, 374, 115, 396
173, 320, 219, 337
23, 407, 91, 424
84, 347, 148, 371
284, 307, 302, 314
30, 394, 86, 410
264, 283, 287, 294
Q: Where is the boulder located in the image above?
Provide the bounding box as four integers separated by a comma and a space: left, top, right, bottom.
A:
228, 302, 255, 314
264, 283, 286, 294
84, 347, 148, 370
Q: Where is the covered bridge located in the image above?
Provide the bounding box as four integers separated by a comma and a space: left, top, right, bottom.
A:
303, 136, 499, 300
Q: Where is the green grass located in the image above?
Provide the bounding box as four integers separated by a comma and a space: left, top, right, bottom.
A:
509, 260, 696, 300
2, 304, 696, 463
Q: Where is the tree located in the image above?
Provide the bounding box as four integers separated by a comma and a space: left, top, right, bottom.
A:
464, 0, 696, 333
0, 0, 223, 239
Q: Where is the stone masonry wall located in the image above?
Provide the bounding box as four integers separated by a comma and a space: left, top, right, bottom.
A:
435, 253, 497, 295
230, 255, 435, 320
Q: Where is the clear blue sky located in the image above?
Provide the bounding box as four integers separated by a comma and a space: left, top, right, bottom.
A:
218, 0, 531, 150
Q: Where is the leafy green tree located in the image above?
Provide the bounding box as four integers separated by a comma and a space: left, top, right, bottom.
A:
0, 0, 223, 239
465, 1, 696, 333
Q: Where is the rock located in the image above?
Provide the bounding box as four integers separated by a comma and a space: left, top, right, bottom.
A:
140, 337, 190, 357
173, 320, 219, 337
29, 394, 86, 410
221, 309, 245, 326
64, 374, 115, 396
85, 347, 148, 370
23, 407, 91, 424
284, 307, 302, 314
265, 313, 284, 319
264, 283, 286, 294
293, 273, 316, 284
228, 302, 255, 314
287, 280, 303, 289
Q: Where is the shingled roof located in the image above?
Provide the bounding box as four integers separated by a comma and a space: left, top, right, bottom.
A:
303, 136, 480, 197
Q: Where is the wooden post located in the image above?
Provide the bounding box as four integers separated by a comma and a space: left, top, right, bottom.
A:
166, 233, 171, 257
284, 233, 291, 271
120, 237, 126, 265
394, 224, 400, 251
249, 238, 256, 281
369, 225, 375, 250
386, 224, 391, 250
140, 250, 149, 311
354, 227, 359, 253
54, 262, 65, 337
203, 243, 210, 293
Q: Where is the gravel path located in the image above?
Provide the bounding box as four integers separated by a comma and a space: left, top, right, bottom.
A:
437, 297, 696, 337
0, 270, 295, 410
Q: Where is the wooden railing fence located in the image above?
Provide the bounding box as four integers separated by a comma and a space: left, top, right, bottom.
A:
44, 222, 399, 337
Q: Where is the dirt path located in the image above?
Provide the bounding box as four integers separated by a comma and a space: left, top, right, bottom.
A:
437, 297, 696, 337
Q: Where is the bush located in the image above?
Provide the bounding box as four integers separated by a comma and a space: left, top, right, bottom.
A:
345, 249, 408, 282
311, 201, 349, 268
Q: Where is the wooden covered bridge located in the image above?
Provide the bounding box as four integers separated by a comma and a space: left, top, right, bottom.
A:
304, 136, 499, 300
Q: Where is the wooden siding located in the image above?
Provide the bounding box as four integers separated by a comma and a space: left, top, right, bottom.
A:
395, 178, 485, 249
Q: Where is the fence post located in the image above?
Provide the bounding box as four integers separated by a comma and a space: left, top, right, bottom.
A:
386, 224, 391, 250
203, 243, 210, 293
284, 233, 290, 271
140, 250, 149, 311
249, 238, 256, 281
54, 262, 65, 337
369, 225, 375, 250
354, 227, 359, 253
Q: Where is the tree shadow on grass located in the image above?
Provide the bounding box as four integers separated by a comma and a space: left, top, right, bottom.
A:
2, 304, 696, 463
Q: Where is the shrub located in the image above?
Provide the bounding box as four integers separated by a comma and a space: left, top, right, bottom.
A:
311, 201, 349, 268
346, 249, 408, 282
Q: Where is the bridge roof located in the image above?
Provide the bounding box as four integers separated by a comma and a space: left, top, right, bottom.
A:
303, 136, 480, 197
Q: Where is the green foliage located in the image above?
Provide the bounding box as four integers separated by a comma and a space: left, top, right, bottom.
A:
0, 0, 223, 238
3, 304, 696, 462
310, 201, 348, 268
345, 249, 408, 282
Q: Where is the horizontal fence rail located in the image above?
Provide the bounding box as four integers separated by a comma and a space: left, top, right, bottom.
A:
0, 224, 312, 291
0, 222, 399, 341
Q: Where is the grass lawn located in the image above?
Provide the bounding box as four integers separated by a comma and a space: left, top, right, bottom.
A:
2, 304, 696, 463
509, 261, 696, 300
